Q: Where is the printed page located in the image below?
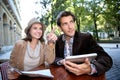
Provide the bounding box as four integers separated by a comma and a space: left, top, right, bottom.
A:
21, 69, 54, 78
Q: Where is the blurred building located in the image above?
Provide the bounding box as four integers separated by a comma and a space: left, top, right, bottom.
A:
0, 0, 22, 49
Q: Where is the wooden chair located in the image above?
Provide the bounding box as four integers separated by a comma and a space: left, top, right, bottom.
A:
0, 61, 9, 80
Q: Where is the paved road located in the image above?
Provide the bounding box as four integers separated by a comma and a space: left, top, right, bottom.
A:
98, 43, 120, 80
0, 43, 120, 80
104, 48, 120, 80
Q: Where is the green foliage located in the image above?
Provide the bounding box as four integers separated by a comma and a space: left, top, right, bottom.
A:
103, 0, 120, 37
36, 0, 120, 39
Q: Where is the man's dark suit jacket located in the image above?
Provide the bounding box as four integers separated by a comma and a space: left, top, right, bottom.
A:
55, 31, 113, 76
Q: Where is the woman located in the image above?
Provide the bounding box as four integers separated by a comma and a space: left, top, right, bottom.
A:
8, 18, 57, 79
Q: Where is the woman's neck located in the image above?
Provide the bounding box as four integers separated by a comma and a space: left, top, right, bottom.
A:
30, 39, 38, 50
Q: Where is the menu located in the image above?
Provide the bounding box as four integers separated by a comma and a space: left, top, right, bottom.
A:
21, 69, 54, 78
12, 67, 54, 78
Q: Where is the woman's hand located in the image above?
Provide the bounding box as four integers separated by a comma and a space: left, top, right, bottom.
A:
8, 69, 20, 79
47, 27, 57, 45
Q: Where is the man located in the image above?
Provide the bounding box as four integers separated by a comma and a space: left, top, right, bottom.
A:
54, 11, 113, 76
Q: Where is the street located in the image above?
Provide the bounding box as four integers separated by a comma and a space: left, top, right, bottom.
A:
104, 48, 120, 80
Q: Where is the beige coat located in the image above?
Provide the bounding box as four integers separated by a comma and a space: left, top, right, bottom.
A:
9, 40, 55, 70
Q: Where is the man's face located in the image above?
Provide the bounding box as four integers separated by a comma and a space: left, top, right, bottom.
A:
60, 16, 76, 38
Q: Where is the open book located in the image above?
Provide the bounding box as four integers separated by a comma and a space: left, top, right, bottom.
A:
65, 53, 97, 63
9, 66, 54, 78
21, 69, 54, 78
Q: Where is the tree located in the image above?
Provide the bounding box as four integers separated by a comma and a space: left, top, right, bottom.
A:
36, 0, 120, 40
86, 0, 106, 41
73, 0, 86, 31
104, 0, 120, 37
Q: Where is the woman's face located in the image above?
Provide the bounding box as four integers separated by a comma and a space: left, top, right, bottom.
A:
29, 23, 43, 40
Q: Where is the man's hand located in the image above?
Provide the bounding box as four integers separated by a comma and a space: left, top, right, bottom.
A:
63, 58, 91, 75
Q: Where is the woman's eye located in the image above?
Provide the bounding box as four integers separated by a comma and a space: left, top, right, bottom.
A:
33, 27, 37, 29
39, 28, 42, 30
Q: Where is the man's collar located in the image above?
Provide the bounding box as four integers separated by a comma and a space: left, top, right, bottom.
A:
62, 35, 74, 43
62, 35, 66, 41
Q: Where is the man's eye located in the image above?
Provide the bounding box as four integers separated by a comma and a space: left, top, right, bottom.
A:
62, 23, 68, 26
70, 20, 74, 23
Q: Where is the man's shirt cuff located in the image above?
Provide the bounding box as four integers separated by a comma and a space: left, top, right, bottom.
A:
89, 63, 97, 75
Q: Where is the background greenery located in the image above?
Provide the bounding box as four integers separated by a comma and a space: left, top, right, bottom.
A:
35, 0, 120, 42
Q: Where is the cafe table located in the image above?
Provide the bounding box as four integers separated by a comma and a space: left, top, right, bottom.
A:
0, 61, 106, 80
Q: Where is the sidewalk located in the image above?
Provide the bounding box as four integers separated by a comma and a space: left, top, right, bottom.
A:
99, 43, 120, 48
104, 47, 120, 80
0, 45, 13, 54
0, 45, 13, 63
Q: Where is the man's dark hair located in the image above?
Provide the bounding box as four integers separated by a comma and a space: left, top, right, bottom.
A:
56, 11, 76, 27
